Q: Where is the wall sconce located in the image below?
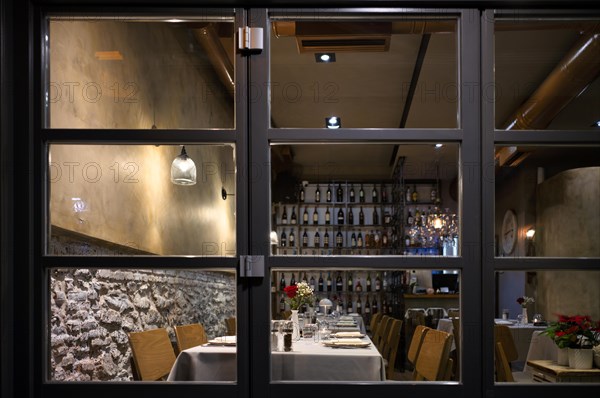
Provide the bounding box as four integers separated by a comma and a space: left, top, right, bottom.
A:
170, 146, 197, 186
526, 227, 535, 256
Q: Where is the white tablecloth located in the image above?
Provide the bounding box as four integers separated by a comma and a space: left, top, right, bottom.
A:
523, 330, 558, 374
168, 336, 385, 382
506, 323, 547, 363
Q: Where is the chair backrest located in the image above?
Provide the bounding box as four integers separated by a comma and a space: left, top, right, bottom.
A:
225, 316, 236, 335
175, 323, 208, 353
413, 329, 453, 381
369, 312, 383, 335
382, 318, 403, 379
128, 328, 176, 381
372, 315, 391, 350
495, 342, 515, 382
494, 325, 518, 363
407, 325, 430, 365
448, 309, 460, 318
377, 316, 395, 352
451, 317, 461, 380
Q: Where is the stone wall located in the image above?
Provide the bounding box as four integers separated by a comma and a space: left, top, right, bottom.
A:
49, 233, 236, 381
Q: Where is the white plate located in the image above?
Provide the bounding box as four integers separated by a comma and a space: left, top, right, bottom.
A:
495, 320, 515, 325
322, 338, 370, 348
207, 336, 237, 346
331, 332, 365, 338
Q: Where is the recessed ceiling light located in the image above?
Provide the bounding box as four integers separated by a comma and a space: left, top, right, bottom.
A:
166, 19, 185, 23
326, 116, 341, 129
315, 53, 336, 63
435, 143, 444, 148
593, 120, 600, 128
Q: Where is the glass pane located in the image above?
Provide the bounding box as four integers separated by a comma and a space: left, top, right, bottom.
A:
271, 143, 460, 256
270, 18, 458, 128
49, 144, 236, 256
494, 145, 600, 257
47, 17, 235, 129
49, 268, 237, 382
494, 270, 600, 384
270, 268, 461, 382
494, 19, 600, 130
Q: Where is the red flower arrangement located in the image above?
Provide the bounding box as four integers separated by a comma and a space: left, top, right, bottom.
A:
283, 282, 314, 310
542, 314, 600, 349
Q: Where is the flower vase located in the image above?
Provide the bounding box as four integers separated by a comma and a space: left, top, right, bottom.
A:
521, 307, 528, 324
568, 348, 593, 369
557, 347, 569, 366
291, 309, 300, 341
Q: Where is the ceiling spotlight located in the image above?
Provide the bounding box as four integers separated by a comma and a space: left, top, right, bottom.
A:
592, 120, 600, 128
435, 143, 444, 148
325, 116, 341, 129
170, 146, 197, 186
315, 53, 336, 63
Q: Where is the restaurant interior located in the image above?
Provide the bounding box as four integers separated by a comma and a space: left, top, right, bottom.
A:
3, 7, 599, 396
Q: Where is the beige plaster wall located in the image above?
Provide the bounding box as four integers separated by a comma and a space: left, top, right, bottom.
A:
50, 144, 236, 255
49, 20, 233, 129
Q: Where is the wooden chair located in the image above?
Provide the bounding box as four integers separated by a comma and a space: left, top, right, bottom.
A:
175, 323, 208, 353
372, 315, 391, 351
225, 316, 236, 335
381, 318, 403, 379
369, 312, 383, 336
451, 317, 461, 380
495, 342, 515, 382
407, 325, 430, 368
413, 329, 454, 381
494, 325, 518, 363
377, 316, 395, 352
128, 328, 176, 381
448, 309, 460, 318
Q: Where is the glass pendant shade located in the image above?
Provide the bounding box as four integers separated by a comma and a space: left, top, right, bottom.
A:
170, 146, 197, 185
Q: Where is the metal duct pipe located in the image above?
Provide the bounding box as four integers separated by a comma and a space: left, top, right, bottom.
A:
503, 24, 600, 130
193, 24, 234, 97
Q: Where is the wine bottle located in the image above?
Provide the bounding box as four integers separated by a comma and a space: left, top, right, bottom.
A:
315, 184, 321, 203
366, 272, 372, 292
318, 272, 324, 291
309, 274, 316, 291
356, 295, 362, 314
335, 228, 343, 248
375, 272, 381, 292
280, 230, 287, 247
280, 273, 286, 291
365, 295, 371, 314
359, 207, 365, 225
325, 208, 331, 225
290, 207, 297, 225
412, 185, 418, 202
382, 185, 387, 203
326, 271, 332, 292
314, 229, 320, 248
302, 272, 308, 283
303, 207, 309, 224
323, 230, 329, 248
290, 273, 296, 286
336, 183, 343, 202
355, 280, 363, 292
302, 229, 308, 247
365, 231, 371, 248
347, 272, 353, 292
312, 207, 319, 224
337, 208, 344, 225
336, 272, 343, 291
300, 185, 305, 202
373, 208, 379, 225
407, 211, 414, 226
372, 185, 378, 203
288, 229, 295, 247
348, 208, 354, 225
326, 184, 332, 202
359, 184, 365, 203
372, 295, 378, 314
351, 231, 357, 248
382, 230, 389, 247
357, 232, 363, 248
282, 206, 288, 224
374, 230, 381, 248
271, 278, 276, 293
279, 294, 286, 312
406, 186, 412, 203
349, 184, 355, 202
347, 295, 353, 313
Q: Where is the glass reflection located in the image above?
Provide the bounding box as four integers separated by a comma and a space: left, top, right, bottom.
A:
495, 270, 600, 384
49, 268, 236, 382
271, 268, 461, 383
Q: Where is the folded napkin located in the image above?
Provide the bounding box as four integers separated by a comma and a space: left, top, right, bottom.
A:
333, 331, 363, 338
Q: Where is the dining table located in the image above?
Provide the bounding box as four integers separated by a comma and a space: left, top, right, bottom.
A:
167, 333, 385, 382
